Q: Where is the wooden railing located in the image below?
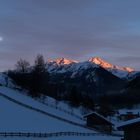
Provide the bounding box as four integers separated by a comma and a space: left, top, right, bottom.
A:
35, 97, 84, 121
0, 132, 121, 138
16, 90, 84, 121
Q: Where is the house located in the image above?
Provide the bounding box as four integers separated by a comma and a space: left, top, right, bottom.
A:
84, 112, 113, 133
118, 110, 139, 121
117, 117, 140, 140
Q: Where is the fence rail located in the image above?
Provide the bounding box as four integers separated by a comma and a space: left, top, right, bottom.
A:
0, 132, 121, 138
36, 98, 84, 121
20, 90, 84, 121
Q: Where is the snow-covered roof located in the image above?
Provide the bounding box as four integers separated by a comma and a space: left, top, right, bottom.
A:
117, 117, 140, 129
84, 112, 113, 125
118, 109, 140, 115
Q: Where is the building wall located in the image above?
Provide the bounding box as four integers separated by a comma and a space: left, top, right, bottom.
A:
124, 125, 140, 140
86, 116, 112, 133
119, 114, 139, 121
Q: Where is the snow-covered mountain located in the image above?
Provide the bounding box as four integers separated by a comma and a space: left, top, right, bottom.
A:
46, 57, 138, 79
88, 57, 138, 79
88, 57, 133, 71
48, 58, 78, 65
45, 57, 127, 97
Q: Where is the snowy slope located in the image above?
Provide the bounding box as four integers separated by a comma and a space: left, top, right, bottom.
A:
46, 58, 98, 75
0, 86, 121, 140
36, 95, 84, 119
0, 87, 84, 125
0, 87, 93, 133
0, 73, 17, 88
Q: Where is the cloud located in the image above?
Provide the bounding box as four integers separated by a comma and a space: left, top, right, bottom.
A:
115, 56, 140, 70
0, 0, 140, 70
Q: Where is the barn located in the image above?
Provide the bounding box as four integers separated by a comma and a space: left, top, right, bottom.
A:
117, 117, 140, 140
84, 112, 113, 133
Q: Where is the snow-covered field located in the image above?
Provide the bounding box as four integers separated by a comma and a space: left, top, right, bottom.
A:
0, 87, 84, 125
0, 85, 121, 140
0, 87, 92, 132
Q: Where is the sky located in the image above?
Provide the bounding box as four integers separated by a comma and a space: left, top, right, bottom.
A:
0, 0, 140, 71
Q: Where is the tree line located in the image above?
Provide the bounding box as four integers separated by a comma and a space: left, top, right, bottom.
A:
7, 54, 95, 112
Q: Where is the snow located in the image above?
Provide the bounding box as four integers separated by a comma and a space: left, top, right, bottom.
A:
47, 136, 120, 140
0, 136, 121, 140
117, 117, 140, 129
118, 109, 140, 114
0, 86, 121, 140
46, 57, 136, 79
46, 59, 100, 79
0, 87, 84, 125
88, 57, 114, 69
116, 108, 140, 129
0, 87, 94, 133
0, 73, 17, 88
37, 95, 83, 118
84, 112, 113, 125
47, 58, 78, 65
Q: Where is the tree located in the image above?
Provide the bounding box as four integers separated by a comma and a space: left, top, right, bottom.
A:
98, 95, 114, 117
68, 86, 81, 107
15, 58, 30, 73
81, 94, 95, 111
34, 54, 46, 73
29, 54, 46, 97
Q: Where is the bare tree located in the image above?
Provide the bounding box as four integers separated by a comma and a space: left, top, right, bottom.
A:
34, 54, 46, 73
15, 58, 30, 73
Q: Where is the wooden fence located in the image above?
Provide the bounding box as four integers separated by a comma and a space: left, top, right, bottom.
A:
0, 132, 121, 138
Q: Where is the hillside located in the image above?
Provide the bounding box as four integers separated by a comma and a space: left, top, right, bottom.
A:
0, 85, 121, 140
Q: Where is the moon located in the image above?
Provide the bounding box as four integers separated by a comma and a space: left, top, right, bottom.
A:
0, 36, 3, 42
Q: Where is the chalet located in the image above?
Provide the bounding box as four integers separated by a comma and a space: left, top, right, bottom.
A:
118, 110, 139, 121
117, 117, 140, 140
84, 112, 113, 133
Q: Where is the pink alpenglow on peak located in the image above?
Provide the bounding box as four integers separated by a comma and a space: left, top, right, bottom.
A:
88, 57, 134, 73
88, 57, 114, 69
46, 56, 136, 79
122, 67, 134, 72
47, 58, 78, 65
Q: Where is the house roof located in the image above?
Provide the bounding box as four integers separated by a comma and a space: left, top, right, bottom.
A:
83, 112, 113, 125
118, 109, 140, 115
117, 117, 140, 130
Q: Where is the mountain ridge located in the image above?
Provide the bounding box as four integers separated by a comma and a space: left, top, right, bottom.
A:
46, 57, 137, 79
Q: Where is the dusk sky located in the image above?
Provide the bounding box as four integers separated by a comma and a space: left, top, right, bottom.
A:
0, 0, 140, 71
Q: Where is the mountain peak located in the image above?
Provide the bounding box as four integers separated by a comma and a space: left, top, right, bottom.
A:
48, 58, 78, 65
88, 57, 134, 73
46, 56, 135, 79
88, 57, 114, 69
122, 67, 134, 72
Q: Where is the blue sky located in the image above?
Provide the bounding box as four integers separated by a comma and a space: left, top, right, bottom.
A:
0, 0, 140, 71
